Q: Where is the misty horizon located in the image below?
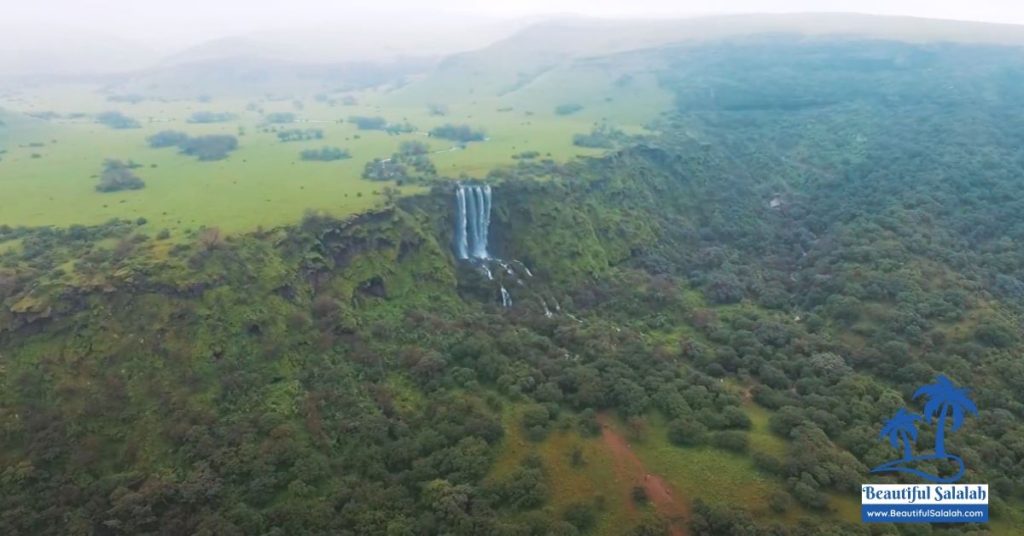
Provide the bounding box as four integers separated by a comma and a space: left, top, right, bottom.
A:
7, 6, 1024, 78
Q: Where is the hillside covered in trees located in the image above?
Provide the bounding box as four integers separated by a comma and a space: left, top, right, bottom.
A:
2, 36, 1024, 535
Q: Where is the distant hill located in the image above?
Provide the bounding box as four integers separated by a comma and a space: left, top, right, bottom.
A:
101, 56, 437, 99
0, 25, 158, 77
96, 16, 530, 99
390, 13, 1024, 104
158, 16, 529, 66
0, 108, 42, 144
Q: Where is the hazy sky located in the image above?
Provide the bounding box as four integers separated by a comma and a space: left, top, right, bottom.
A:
9, 0, 1024, 48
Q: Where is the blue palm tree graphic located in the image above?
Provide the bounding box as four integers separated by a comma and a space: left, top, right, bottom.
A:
879, 409, 920, 461
871, 375, 977, 483
913, 375, 978, 457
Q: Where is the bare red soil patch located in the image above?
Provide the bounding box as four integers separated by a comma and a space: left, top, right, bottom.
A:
597, 413, 690, 536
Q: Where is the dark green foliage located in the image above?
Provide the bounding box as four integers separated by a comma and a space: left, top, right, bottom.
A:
555, 103, 583, 115
493, 457, 548, 510
563, 501, 597, 531
572, 123, 628, 148
96, 110, 140, 129
362, 146, 435, 182
147, 130, 189, 148
95, 159, 145, 192
300, 146, 351, 161
264, 112, 296, 124
521, 404, 552, 441
399, 140, 430, 156
512, 150, 540, 160
178, 135, 239, 161
346, 116, 414, 134
187, 111, 235, 123
350, 115, 387, 130
667, 419, 707, 446
148, 132, 238, 161
429, 123, 485, 142
631, 486, 648, 504
768, 490, 791, 513
276, 128, 323, 142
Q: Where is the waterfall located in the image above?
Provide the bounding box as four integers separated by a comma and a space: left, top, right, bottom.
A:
451, 184, 521, 309
453, 184, 491, 260
454, 188, 469, 259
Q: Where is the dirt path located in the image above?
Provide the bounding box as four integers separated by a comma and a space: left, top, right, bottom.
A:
597, 414, 690, 536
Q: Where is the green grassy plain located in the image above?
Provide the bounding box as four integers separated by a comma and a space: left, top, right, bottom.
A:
0, 70, 671, 235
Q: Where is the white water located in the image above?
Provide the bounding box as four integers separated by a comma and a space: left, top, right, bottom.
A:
500, 286, 512, 308
453, 184, 491, 260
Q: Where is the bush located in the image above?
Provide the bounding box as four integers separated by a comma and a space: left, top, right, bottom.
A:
187, 111, 234, 123
399, 141, 430, 156
300, 146, 351, 162
495, 462, 548, 510
631, 486, 648, 505
768, 491, 791, 513
178, 135, 238, 161
277, 129, 323, 142
555, 103, 584, 115
667, 419, 707, 446
264, 112, 296, 124
349, 116, 388, 130
96, 111, 140, 129
147, 130, 189, 148
572, 123, 627, 149
429, 123, 485, 142
96, 159, 145, 192
563, 502, 597, 531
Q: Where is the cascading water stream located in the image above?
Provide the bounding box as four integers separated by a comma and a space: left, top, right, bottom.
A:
452, 183, 530, 309
453, 184, 491, 260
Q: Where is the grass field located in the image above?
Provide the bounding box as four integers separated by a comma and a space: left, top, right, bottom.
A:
607, 408, 863, 526
488, 406, 642, 535
487, 401, 869, 533
0, 68, 671, 235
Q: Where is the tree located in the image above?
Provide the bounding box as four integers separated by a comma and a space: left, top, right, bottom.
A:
188, 111, 234, 123
350, 116, 388, 130
429, 124, 485, 142
95, 159, 145, 192
277, 129, 323, 142
667, 419, 707, 446
555, 103, 584, 115
300, 147, 351, 161
399, 141, 430, 156
563, 502, 596, 531
147, 130, 189, 148
264, 112, 296, 124
96, 111, 140, 129
178, 135, 239, 161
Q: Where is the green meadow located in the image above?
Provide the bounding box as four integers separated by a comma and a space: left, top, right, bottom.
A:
488, 406, 640, 536
0, 71, 671, 235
